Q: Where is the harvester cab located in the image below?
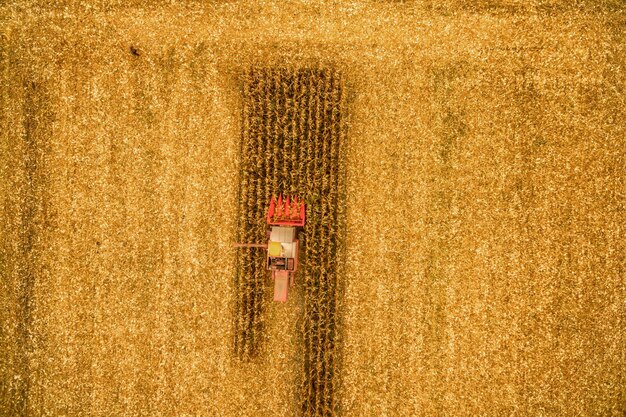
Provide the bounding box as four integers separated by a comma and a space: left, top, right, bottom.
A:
234, 195, 305, 303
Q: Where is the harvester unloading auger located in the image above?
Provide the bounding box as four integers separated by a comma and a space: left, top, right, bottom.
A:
234, 195, 305, 302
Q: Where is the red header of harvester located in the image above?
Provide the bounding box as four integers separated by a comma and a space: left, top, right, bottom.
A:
267, 195, 305, 227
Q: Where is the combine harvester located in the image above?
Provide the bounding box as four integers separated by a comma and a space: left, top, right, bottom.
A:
234, 195, 305, 302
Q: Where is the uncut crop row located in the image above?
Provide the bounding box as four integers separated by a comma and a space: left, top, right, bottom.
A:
235, 67, 344, 417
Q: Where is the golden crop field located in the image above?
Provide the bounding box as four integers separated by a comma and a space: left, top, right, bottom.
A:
1, 1, 624, 417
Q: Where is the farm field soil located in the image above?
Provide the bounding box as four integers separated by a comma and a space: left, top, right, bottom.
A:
1, 2, 625, 416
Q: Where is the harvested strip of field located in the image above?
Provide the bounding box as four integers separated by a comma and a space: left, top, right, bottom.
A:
235, 67, 344, 417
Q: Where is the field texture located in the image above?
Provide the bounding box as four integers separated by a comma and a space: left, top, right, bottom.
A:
1, 1, 625, 417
